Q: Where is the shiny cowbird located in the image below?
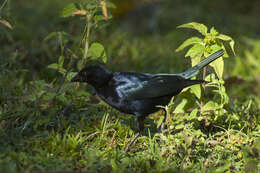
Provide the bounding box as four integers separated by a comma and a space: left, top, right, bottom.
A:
71, 49, 224, 151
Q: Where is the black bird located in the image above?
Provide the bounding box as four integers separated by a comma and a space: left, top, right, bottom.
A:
71, 49, 224, 151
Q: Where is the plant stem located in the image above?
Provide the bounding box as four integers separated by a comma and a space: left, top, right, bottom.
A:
83, 14, 92, 60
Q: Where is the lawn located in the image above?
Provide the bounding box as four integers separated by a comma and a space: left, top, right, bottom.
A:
0, 0, 259, 172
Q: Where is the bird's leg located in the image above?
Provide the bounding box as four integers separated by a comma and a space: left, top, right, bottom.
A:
159, 109, 167, 134
125, 116, 145, 153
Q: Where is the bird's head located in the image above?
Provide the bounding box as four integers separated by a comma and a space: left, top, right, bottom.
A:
71, 65, 113, 88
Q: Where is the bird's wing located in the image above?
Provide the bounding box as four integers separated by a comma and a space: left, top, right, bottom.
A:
125, 75, 193, 100
112, 72, 152, 99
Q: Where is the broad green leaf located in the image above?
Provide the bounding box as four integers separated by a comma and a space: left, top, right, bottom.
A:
48, 63, 59, 70
209, 44, 224, 79
217, 34, 235, 55
190, 84, 201, 99
177, 22, 208, 36
173, 99, 188, 113
209, 45, 224, 79
188, 108, 198, 120
216, 34, 232, 41
176, 37, 203, 52
185, 44, 205, 59
175, 124, 184, 130
88, 42, 107, 63
201, 101, 219, 112
209, 44, 223, 53
210, 56, 224, 79
61, 3, 77, 17
191, 55, 201, 67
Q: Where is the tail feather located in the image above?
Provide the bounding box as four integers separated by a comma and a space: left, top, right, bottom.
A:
179, 49, 224, 79
183, 79, 206, 88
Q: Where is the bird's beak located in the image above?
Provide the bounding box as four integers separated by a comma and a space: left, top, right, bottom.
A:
71, 74, 82, 82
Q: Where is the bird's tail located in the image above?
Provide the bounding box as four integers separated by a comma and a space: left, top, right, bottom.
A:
183, 79, 207, 88
178, 49, 224, 79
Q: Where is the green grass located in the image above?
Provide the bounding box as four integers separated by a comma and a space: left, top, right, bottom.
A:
0, 0, 260, 172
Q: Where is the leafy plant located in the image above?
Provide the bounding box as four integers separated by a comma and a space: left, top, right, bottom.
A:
176, 22, 235, 79
169, 22, 238, 128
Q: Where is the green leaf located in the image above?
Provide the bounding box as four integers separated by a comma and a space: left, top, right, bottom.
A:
175, 124, 184, 130
173, 99, 188, 113
185, 44, 205, 59
188, 108, 198, 120
210, 56, 224, 79
176, 37, 203, 52
58, 56, 64, 67
177, 22, 208, 36
201, 101, 219, 112
230, 40, 236, 55
191, 55, 202, 67
205, 73, 217, 82
205, 45, 224, 79
189, 84, 201, 99
58, 67, 67, 74
156, 116, 165, 129
66, 72, 78, 81
216, 34, 232, 41
88, 42, 107, 63
44, 32, 58, 41
61, 3, 77, 17
217, 34, 236, 55
94, 15, 105, 23
48, 63, 59, 70
210, 27, 218, 36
